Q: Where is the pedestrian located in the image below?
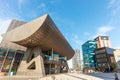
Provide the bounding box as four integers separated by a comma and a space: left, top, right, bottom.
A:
114, 72, 119, 80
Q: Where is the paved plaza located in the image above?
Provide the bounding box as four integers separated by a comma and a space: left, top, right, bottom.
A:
88, 72, 120, 80
1, 72, 120, 80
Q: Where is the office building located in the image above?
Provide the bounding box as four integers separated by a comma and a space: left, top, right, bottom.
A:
94, 36, 112, 48
0, 14, 74, 77
72, 49, 81, 70
82, 40, 97, 68
95, 47, 115, 72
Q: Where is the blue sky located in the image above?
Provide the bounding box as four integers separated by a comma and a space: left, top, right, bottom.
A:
0, 0, 120, 68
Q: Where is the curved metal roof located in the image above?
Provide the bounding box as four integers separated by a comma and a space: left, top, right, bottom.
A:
2, 14, 74, 60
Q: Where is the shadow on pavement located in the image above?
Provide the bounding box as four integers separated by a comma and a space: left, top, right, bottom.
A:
86, 73, 120, 80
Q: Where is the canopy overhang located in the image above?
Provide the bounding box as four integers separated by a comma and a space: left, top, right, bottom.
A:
2, 14, 74, 60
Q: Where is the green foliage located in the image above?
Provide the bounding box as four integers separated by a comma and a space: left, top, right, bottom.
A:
111, 62, 117, 69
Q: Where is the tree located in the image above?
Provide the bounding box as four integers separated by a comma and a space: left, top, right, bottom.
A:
111, 62, 117, 70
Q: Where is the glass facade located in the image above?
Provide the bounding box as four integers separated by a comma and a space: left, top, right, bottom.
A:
82, 40, 97, 68
43, 49, 67, 75
0, 48, 8, 69
0, 47, 68, 76
0, 47, 24, 75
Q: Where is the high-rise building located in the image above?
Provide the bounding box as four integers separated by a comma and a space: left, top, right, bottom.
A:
94, 36, 112, 48
82, 40, 97, 68
72, 49, 81, 70
94, 36, 114, 72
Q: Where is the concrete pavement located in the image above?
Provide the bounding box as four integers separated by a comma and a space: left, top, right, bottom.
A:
88, 72, 120, 80
0, 73, 103, 80
1, 72, 120, 80
40, 73, 103, 80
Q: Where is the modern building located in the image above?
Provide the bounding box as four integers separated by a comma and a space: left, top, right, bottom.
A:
94, 36, 112, 48
95, 47, 115, 72
0, 19, 27, 51
114, 49, 120, 69
82, 40, 97, 68
0, 14, 74, 77
72, 49, 81, 70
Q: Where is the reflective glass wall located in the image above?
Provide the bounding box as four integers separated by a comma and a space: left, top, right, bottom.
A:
82, 40, 97, 68
0, 47, 24, 75
42, 49, 68, 75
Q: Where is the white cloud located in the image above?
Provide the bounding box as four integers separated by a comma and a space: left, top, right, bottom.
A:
18, 0, 24, 10
0, 2, 21, 20
72, 34, 82, 45
108, 0, 120, 9
50, 0, 61, 5
108, 0, 117, 8
37, 3, 48, 14
92, 26, 114, 39
70, 34, 83, 49
39, 3, 46, 7
0, 19, 11, 42
114, 46, 120, 49
98, 26, 114, 33
26, 3, 48, 19
65, 33, 83, 49
109, 0, 120, 16
107, 0, 120, 26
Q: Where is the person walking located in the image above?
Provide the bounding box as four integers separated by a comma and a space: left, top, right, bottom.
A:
114, 72, 119, 80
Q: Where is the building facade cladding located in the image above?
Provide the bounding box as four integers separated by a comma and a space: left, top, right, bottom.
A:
2, 14, 74, 60
72, 49, 81, 70
114, 49, 120, 69
0, 14, 74, 76
94, 36, 112, 48
82, 40, 97, 68
6, 19, 27, 32
0, 20, 27, 51
95, 47, 115, 72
